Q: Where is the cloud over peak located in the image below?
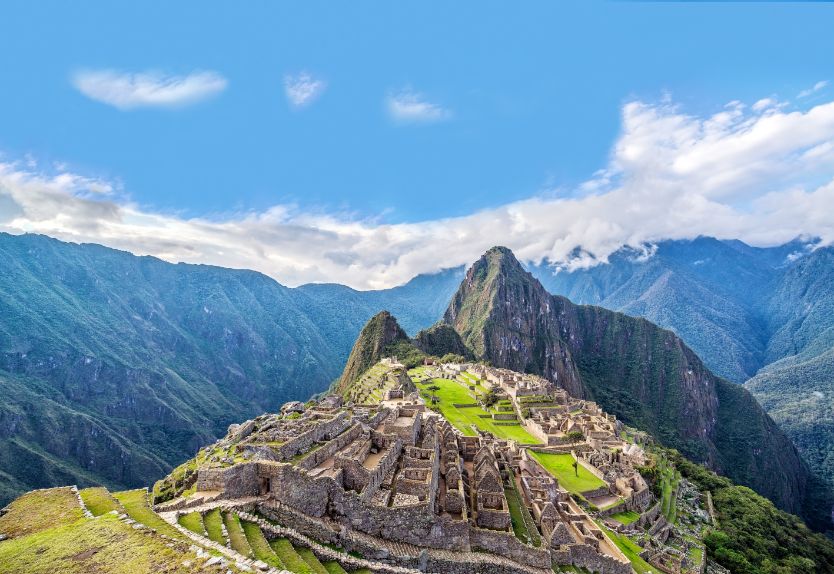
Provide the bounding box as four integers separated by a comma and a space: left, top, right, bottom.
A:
72, 69, 228, 110
3, 92, 834, 289
386, 88, 451, 124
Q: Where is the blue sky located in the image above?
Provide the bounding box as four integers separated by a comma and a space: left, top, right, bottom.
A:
1, 1, 834, 287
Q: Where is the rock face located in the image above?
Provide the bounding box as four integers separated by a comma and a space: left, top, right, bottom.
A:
335, 311, 410, 395
444, 246, 810, 520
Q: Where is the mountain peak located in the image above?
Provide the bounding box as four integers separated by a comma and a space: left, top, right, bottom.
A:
335, 310, 410, 395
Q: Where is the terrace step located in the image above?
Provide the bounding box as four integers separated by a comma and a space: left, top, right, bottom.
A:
297, 546, 330, 574
323, 561, 348, 574
177, 510, 207, 536
202, 507, 227, 545
269, 537, 313, 573
223, 511, 255, 558
242, 519, 286, 570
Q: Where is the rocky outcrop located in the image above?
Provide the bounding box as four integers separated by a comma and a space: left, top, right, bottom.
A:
443, 246, 809, 518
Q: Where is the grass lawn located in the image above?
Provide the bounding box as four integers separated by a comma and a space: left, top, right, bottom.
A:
177, 511, 205, 536
112, 489, 183, 540
202, 508, 226, 544
222, 512, 253, 557
0, 487, 83, 539
0, 512, 208, 574
596, 522, 663, 574
79, 487, 122, 517
417, 378, 540, 443
269, 538, 312, 574
530, 452, 606, 495
241, 520, 283, 568
297, 547, 330, 574
610, 510, 640, 526
323, 560, 349, 574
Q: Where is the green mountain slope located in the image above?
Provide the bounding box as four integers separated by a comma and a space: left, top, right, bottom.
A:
444, 246, 815, 526
0, 233, 459, 505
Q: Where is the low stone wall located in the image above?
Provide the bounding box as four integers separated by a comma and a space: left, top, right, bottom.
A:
470, 527, 551, 569
273, 411, 351, 460
552, 543, 632, 574
637, 500, 661, 529
298, 423, 363, 471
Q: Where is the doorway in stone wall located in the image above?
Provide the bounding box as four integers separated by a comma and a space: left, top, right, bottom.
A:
259, 477, 271, 495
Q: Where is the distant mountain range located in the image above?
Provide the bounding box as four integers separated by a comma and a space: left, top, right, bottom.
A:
527, 236, 834, 528
1, 232, 832, 533
0, 233, 462, 505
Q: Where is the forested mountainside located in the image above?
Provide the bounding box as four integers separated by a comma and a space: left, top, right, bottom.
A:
444, 247, 819, 528
527, 237, 834, 530
0, 233, 462, 505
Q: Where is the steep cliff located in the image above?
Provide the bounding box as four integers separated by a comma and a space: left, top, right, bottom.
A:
444, 246, 811, 520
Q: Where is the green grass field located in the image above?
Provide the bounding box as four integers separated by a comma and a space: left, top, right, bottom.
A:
112, 489, 183, 540
323, 560, 348, 574
241, 520, 284, 568
222, 512, 253, 557
269, 538, 313, 574
297, 547, 330, 574
202, 508, 226, 544
0, 512, 204, 574
610, 510, 640, 525
0, 488, 84, 539
79, 487, 122, 517
529, 452, 606, 494
416, 377, 539, 443
177, 511, 205, 536
597, 522, 663, 574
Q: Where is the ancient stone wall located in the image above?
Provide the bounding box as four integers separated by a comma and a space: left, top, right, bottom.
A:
470, 527, 551, 569
552, 544, 631, 574
196, 462, 259, 498
273, 411, 351, 460
298, 423, 363, 471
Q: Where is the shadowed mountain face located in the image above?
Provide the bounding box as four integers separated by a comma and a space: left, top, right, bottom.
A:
443, 246, 814, 524
0, 233, 462, 505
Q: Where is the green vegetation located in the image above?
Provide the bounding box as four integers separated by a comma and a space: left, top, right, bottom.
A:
596, 521, 663, 574
0, 487, 83, 538
177, 511, 205, 536
0, 512, 205, 574
242, 520, 284, 568
297, 547, 330, 574
269, 538, 313, 574
323, 560, 349, 574
415, 377, 539, 443
112, 489, 183, 539
222, 512, 253, 557
666, 449, 834, 574
203, 508, 226, 545
609, 510, 639, 526
0, 233, 462, 505
504, 474, 541, 546
79, 487, 122, 517
530, 452, 606, 494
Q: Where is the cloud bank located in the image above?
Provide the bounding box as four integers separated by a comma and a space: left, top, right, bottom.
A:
3, 93, 834, 289
72, 69, 228, 110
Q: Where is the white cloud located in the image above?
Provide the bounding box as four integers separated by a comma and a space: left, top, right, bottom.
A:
284, 72, 327, 109
798, 80, 828, 99
386, 88, 451, 124
3, 92, 834, 289
72, 69, 228, 110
